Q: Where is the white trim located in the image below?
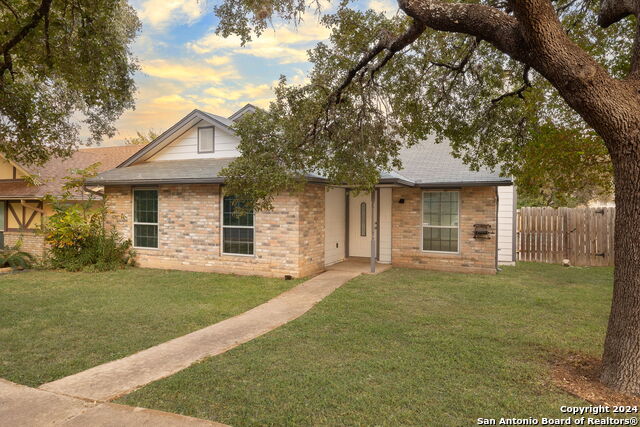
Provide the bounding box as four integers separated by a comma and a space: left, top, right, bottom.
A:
421, 190, 461, 254
132, 187, 159, 249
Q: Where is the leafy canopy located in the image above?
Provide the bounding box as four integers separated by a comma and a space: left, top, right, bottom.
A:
125, 129, 159, 146
218, 1, 624, 209
0, 0, 140, 166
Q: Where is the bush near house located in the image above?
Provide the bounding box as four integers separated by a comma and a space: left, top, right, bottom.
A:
43, 202, 134, 271
41, 165, 134, 272
0, 241, 34, 270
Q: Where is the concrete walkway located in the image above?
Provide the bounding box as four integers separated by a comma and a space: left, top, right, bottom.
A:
0, 379, 225, 427
39, 269, 360, 401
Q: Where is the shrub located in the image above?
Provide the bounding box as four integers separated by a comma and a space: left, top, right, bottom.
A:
41, 165, 135, 272
0, 241, 35, 270
43, 202, 135, 272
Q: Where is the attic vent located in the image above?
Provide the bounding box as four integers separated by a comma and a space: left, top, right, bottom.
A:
198, 127, 214, 153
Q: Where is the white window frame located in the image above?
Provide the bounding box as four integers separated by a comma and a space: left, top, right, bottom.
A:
132, 187, 159, 249
421, 190, 461, 254
221, 195, 255, 257
197, 126, 215, 153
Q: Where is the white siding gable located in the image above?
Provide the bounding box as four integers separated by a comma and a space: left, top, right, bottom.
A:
148, 120, 240, 162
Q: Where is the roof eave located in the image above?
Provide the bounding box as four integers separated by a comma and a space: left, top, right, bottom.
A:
88, 176, 512, 188
86, 177, 226, 186
378, 178, 415, 187
416, 180, 513, 188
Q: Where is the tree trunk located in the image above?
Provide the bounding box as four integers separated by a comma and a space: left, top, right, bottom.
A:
600, 141, 640, 394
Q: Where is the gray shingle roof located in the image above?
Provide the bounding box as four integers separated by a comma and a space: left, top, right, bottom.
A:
87, 158, 233, 185
87, 139, 511, 187
386, 138, 511, 187
201, 111, 235, 128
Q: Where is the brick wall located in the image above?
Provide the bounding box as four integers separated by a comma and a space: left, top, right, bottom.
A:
298, 185, 325, 277
104, 184, 326, 278
4, 231, 46, 257
391, 186, 497, 274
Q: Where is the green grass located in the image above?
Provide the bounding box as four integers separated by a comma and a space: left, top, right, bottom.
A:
0, 268, 299, 387
119, 263, 613, 426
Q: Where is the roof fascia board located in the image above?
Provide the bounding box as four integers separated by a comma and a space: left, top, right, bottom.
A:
88, 174, 511, 189
417, 180, 513, 188
85, 177, 226, 186
228, 103, 257, 121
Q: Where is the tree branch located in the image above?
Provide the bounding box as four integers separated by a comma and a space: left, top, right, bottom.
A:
332, 20, 426, 104
431, 37, 480, 73
0, 0, 54, 78
598, 0, 638, 28
0, 0, 21, 21
491, 65, 532, 104
595, 0, 640, 79
397, 0, 526, 62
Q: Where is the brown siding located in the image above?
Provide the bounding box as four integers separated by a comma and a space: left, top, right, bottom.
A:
391, 186, 497, 274
104, 184, 326, 278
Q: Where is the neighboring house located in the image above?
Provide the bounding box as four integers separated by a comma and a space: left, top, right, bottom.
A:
0, 146, 142, 254
87, 105, 516, 278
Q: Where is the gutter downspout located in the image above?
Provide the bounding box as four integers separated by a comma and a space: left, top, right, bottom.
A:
371, 190, 377, 273
495, 187, 499, 273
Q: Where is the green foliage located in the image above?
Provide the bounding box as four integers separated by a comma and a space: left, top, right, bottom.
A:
217, 1, 621, 208
0, 0, 140, 166
42, 166, 134, 272
0, 241, 35, 270
125, 130, 159, 145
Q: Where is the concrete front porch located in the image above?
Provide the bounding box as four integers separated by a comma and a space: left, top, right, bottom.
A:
326, 257, 392, 275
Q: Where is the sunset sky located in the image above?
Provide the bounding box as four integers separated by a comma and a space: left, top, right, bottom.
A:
108, 0, 398, 144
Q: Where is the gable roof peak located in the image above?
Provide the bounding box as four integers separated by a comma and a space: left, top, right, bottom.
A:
228, 103, 258, 121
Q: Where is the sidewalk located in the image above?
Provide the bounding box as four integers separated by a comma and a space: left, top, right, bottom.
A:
0, 379, 226, 427
39, 269, 360, 401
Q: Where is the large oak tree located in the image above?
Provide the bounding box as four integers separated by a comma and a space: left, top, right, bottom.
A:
0, 0, 139, 165
217, 0, 640, 394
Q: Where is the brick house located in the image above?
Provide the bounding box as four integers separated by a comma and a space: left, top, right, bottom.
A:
0, 146, 142, 255
87, 105, 516, 278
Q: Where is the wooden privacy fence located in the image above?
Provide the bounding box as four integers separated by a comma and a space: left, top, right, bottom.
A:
517, 207, 615, 267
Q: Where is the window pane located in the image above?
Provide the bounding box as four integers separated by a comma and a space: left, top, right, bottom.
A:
423, 226, 458, 253
198, 127, 214, 152
134, 190, 157, 223
223, 227, 254, 255
423, 191, 458, 226
134, 224, 158, 248
223, 196, 254, 226
450, 228, 459, 252
423, 228, 432, 251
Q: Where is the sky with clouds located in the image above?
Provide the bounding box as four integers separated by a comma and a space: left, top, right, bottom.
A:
107, 0, 398, 145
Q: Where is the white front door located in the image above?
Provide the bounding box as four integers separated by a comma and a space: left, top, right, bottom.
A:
348, 192, 372, 257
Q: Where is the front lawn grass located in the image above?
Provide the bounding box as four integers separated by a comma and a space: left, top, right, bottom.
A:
0, 268, 299, 387
119, 263, 613, 426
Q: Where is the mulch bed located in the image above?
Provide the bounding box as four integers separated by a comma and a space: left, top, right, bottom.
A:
552, 353, 640, 406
